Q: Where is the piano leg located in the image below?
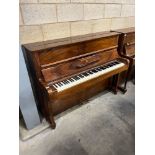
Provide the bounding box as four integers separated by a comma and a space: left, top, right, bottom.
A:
49, 115, 56, 129
117, 70, 129, 93
117, 71, 128, 94
111, 74, 120, 94
118, 60, 134, 93
44, 99, 56, 129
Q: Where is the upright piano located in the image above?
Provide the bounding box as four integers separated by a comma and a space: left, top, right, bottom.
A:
22, 31, 129, 129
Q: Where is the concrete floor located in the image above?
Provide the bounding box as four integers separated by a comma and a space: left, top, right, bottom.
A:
19, 82, 135, 155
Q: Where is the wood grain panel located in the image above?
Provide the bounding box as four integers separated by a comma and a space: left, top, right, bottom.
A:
51, 78, 110, 115
125, 32, 135, 44
39, 35, 118, 65
126, 44, 135, 56
41, 49, 119, 82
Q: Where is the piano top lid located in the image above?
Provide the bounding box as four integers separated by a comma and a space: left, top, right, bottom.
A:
111, 27, 135, 34
22, 31, 119, 52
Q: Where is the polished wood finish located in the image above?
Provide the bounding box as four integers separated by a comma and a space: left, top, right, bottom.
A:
112, 27, 135, 92
22, 31, 129, 129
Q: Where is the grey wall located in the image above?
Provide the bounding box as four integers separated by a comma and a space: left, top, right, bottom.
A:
19, 46, 41, 130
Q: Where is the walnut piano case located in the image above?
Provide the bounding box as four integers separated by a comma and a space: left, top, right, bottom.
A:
22, 32, 129, 129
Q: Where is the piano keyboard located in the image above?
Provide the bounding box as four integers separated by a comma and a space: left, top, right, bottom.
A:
51, 60, 125, 92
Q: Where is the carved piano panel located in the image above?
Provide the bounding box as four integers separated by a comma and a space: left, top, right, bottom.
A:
113, 27, 135, 58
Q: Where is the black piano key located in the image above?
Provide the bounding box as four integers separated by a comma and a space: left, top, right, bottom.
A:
69, 78, 74, 82
111, 63, 115, 66
57, 83, 61, 87
71, 78, 75, 81
99, 67, 103, 70
81, 73, 85, 76
109, 62, 114, 65
62, 81, 65, 84
79, 74, 84, 78
59, 83, 63, 86
96, 68, 102, 71
63, 80, 68, 84
92, 69, 98, 73
54, 84, 58, 88
60, 82, 64, 86
110, 63, 115, 66
102, 66, 106, 69
53, 84, 58, 88
88, 71, 93, 74
83, 72, 89, 76
95, 68, 100, 71
68, 79, 73, 82
86, 72, 90, 76
111, 63, 117, 66
105, 65, 110, 68
111, 62, 116, 66
100, 66, 106, 70
60, 82, 63, 86
73, 76, 78, 80
77, 76, 81, 79
66, 80, 70, 83
73, 77, 77, 80
76, 76, 80, 80
73, 76, 79, 80
114, 61, 119, 64
63, 81, 67, 84
62, 81, 66, 84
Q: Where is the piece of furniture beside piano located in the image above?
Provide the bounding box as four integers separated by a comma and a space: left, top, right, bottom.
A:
112, 27, 135, 92
22, 32, 129, 129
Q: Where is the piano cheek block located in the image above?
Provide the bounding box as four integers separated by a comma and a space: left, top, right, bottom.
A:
22, 30, 131, 129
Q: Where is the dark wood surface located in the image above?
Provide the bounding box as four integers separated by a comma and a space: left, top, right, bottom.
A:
23, 31, 119, 52
111, 27, 135, 34
112, 27, 135, 91
22, 30, 130, 129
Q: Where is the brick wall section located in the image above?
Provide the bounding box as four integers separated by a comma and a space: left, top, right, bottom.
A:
19, 0, 135, 44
